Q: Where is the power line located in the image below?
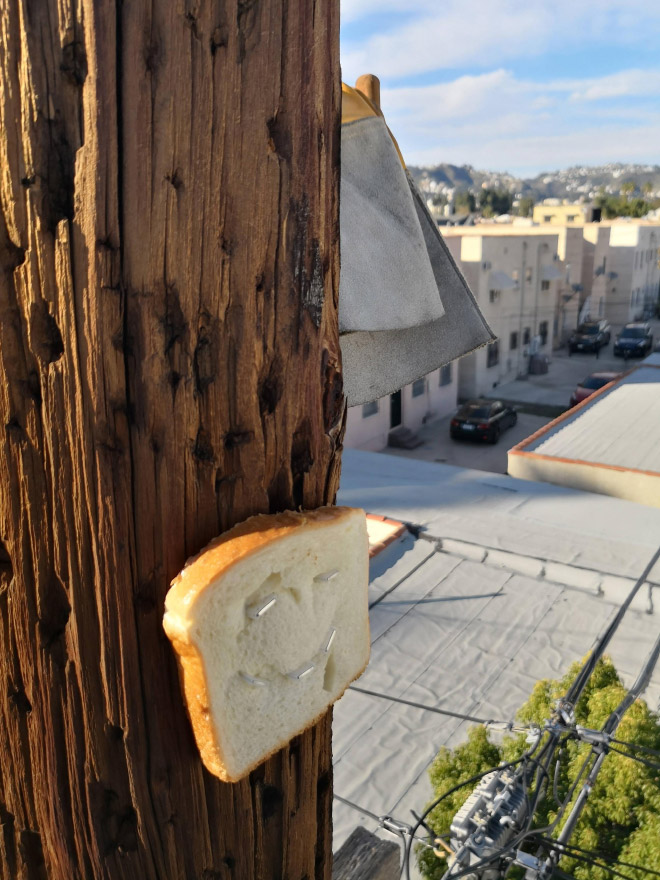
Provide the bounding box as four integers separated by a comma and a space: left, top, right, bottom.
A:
537, 836, 660, 878
533, 838, 638, 880
420, 544, 660, 880
349, 685, 528, 731
537, 612, 660, 878
607, 744, 660, 776
564, 543, 660, 706
610, 736, 660, 760
334, 793, 380, 823
333, 793, 436, 850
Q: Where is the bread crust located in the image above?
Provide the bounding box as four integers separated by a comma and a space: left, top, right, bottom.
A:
163, 506, 369, 782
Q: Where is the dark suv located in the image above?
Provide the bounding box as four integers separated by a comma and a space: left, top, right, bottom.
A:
613, 323, 653, 358
568, 320, 611, 355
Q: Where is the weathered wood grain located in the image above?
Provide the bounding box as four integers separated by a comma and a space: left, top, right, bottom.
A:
333, 827, 400, 880
0, 1, 342, 877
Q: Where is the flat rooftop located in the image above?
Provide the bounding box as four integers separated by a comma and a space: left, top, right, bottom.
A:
333, 451, 660, 868
509, 363, 660, 506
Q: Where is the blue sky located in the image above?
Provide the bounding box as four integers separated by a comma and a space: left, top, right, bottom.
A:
340, 0, 660, 176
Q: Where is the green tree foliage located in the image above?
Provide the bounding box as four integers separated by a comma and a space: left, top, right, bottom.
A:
418, 658, 660, 880
595, 193, 660, 219
517, 196, 535, 218
621, 181, 637, 197
454, 191, 476, 213
479, 188, 513, 217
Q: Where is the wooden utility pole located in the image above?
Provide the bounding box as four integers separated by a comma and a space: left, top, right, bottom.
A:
0, 2, 342, 878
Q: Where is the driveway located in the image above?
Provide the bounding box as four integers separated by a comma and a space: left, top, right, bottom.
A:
484, 317, 660, 410
383, 410, 549, 474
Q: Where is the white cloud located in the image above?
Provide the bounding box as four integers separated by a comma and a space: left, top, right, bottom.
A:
375, 68, 660, 174
565, 69, 660, 101
341, 0, 436, 25
412, 122, 660, 176
340, 0, 660, 82
340, 1, 660, 173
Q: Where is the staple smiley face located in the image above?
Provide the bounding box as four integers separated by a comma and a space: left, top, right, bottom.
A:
164, 508, 370, 782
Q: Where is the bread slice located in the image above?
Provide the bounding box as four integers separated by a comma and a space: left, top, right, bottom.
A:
163, 506, 370, 782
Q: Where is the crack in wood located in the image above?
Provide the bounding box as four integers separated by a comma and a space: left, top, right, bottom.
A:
30, 300, 64, 364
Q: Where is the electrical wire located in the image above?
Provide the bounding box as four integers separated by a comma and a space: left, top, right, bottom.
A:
607, 744, 660, 776
537, 618, 660, 878
333, 794, 437, 850
610, 736, 660, 760
404, 730, 550, 880
349, 685, 529, 730
532, 837, 639, 880
403, 755, 532, 880
537, 837, 660, 878
563, 543, 660, 707
548, 747, 596, 832
415, 543, 660, 878
362, 544, 660, 880
333, 793, 380, 823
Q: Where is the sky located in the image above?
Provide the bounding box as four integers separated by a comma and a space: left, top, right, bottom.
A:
340, 0, 660, 176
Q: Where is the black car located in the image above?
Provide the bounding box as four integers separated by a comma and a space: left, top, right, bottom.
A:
568, 320, 611, 355
613, 322, 653, 358
450, 399, 517, 444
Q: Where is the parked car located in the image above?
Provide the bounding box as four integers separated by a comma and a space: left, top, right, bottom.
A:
569, 372, 620, 408
568, 320, 611, 355
450, 399, 517, 444
613, 322, 653, 358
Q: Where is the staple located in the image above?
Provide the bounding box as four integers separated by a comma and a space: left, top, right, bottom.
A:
239, 671, 268, 687
246, 593, 277, 619
322, 628, 336, 653
315, 570, 339, 582
288, 662, 315, 681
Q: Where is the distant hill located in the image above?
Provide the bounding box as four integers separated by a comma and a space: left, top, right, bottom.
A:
408, 163, 660, 202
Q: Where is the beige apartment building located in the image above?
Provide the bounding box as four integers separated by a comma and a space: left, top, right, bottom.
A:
582, 221, 660, 325
441, 227, 572, 400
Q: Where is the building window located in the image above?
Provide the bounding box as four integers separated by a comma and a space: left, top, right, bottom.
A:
523, 327, 531, 345
567, 214, 577, 222
411, 378, 426, 397
539, 321, 548, 345
543, 215, 552, 222
439, 363, 452, 386
362, 400, 378, 418
541, 280, 550, 291
489, 289, 500, 303
487, 341, 499, 368
510, 331, 518, 350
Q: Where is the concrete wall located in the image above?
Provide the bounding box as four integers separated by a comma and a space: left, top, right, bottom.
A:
508, 451, 660, 509
556, 226, 584, 340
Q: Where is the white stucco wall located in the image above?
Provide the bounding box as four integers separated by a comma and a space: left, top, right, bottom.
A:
344, 366, 458, 450
443, 229, 562, 398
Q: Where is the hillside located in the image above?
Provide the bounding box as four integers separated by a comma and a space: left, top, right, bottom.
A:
409, 162, 660, 203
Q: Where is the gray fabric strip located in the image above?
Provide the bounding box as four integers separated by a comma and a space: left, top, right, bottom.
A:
339, 116, 444, 333
341, 177, 494, 406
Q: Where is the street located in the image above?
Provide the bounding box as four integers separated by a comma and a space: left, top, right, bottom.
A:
381, 318, 660, 475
